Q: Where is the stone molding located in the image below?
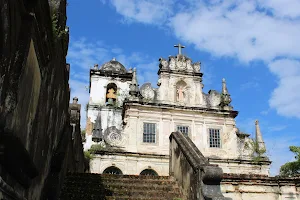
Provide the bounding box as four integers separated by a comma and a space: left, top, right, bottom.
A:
123, 101, 238, 119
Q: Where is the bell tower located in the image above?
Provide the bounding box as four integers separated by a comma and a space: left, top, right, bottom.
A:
156, 44, 204, 106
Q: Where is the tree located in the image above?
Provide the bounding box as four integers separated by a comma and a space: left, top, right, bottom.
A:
279, 146, 300, 177
81, 129, 86, 142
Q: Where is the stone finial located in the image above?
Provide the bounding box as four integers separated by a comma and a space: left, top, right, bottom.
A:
132, 68, 138, 85
255, 120, 266, 150
73, 97, 78, 104
112, 57, 116, 61
94, 64, 98, 70
128, 67, 133, 73
129, 68, 139, 100
219, 78, 232, 109
222, 78, 228, 95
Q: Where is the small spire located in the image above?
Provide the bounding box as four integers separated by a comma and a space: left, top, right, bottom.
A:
129, 68, 139, 100
132, 68, 138, 85
222, 78, 228, 95
73, 97, 78, 104
94, 64, 98, 69
112, 57, 116, 61
255, 120, 266, 150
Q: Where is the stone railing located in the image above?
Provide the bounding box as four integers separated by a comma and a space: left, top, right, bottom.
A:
169, 132, 231, 200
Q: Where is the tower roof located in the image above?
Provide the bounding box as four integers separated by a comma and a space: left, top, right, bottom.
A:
99, 58, 127, 74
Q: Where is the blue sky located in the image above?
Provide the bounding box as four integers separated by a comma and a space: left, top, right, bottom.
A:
67, 0, 300, 175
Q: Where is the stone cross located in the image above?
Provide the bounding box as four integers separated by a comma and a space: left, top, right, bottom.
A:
174, 43, 185, 55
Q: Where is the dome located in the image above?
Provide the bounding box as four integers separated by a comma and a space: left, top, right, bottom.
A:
100, 58, 127, 74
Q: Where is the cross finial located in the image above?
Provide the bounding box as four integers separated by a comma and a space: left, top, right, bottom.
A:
174, 43, 185, 55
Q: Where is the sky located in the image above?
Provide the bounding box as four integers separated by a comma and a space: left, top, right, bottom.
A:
67, 0, 300, 176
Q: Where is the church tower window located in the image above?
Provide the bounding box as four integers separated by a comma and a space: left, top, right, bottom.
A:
176, 80, 187, 103
209, 128, 221, 148
106, 83, 117, 105
143, 123, 156, 143
177, 125, 189, 136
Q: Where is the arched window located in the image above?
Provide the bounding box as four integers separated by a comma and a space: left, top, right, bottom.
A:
103, 166, 123, 175
140, 169, 158, 176
176, 80, 187, 103
106, 83, 117, 105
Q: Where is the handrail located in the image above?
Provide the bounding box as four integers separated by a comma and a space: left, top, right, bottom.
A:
169, 132, 231, 200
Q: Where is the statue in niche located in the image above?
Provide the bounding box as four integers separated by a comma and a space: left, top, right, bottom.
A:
106, 88, 116, 99
177, 86, 185, 102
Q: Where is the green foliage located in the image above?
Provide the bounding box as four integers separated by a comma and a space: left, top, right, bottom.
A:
280, 146, 300, 177
89, 144, 105, 154
245, 139, 267, 163
81, 129, 86, 142
84, 151, 94, 161
51, 14, 68, 40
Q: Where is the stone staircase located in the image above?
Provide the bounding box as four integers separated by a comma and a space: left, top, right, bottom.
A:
60, 173, 185, 200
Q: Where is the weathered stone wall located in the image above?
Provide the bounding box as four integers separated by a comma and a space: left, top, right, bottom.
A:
90, 152, 169, 176
221, 174, 300, 200
0, 0, 84, 199
169, 131, 230, 200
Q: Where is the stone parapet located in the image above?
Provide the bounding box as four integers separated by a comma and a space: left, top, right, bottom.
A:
169, 131, 231, 200
221, 173, 300, 199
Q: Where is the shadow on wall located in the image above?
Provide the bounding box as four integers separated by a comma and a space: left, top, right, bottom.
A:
0, 0, 85, 199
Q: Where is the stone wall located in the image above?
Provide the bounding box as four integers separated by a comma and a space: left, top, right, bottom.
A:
221, 174, 300, 200
169, 131, 230, 200
90, 152, 169, 176
0, 0, 84, 199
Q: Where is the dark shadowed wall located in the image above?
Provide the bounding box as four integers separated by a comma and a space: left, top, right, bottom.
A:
0, 0, 84, 199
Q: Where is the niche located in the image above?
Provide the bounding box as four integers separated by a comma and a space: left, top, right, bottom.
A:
175, 80, 187, 103
106, 83, 117, 105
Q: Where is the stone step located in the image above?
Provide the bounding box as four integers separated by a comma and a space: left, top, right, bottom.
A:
64, 182, 181, 192
64, 186, 180, 194
62, 190, 182, 199
105, 196, 184, 200
60, 173, 185, 200
65, 177, 178, 187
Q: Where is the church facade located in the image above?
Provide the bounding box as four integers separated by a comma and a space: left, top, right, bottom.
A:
84, 45, 271, 177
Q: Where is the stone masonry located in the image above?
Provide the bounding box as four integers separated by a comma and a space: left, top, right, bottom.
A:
0, 0, 84, 199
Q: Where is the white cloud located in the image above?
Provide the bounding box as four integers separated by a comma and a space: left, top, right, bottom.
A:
268, 59, 300, 118
169, 1, 300, 63
107, 0, 300, 119
109, 0, 174, 25
257, 0, 300, 19
68, 37, 110, 69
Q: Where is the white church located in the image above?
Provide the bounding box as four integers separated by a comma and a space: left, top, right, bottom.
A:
84, 44, 270, 177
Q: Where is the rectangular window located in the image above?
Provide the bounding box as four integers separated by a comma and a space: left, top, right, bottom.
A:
143, 123, 156, 143
209, 129, 221, 148
177, 125, 189, 136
